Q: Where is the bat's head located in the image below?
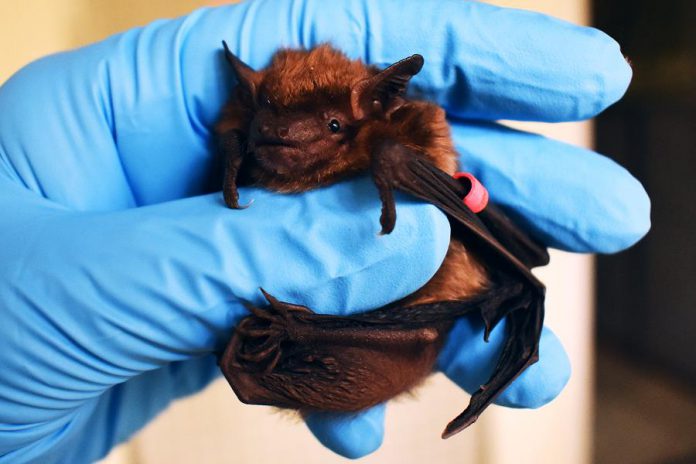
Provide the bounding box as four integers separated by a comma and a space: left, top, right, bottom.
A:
222, 42, 423, 182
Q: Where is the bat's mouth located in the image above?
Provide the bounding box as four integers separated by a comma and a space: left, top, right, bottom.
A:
250, 137, 299, 150
252, 141, 303, 159
251, 139, 307, 175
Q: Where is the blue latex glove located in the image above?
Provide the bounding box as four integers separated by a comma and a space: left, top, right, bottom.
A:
0, 1, 649, 462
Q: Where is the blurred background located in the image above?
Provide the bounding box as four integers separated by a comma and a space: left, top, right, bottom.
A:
593, 2, 696, 463
0, 1, 693, 463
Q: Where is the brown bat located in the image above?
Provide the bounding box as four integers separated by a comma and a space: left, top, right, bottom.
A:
215, 42, 549, 439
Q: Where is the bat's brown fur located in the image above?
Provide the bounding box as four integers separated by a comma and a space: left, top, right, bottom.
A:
216, 45, 494, 425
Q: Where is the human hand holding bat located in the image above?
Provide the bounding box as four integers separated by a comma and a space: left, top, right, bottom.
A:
0, 0, 648, 462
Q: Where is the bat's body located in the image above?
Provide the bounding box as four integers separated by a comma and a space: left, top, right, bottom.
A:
216, 44, 549, 438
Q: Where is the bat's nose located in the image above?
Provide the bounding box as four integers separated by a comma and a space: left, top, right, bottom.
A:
258, 123, 289, 140
258, 123, 273, 137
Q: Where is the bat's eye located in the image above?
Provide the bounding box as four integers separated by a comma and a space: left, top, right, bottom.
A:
328, 119, 341, 133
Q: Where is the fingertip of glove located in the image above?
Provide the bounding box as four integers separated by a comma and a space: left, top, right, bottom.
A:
528, 167, 651, 254
305, 405, 385, 459
610, 178, 651, 253
588, 165, 651, 254
585, 29, 633, 117
438, 318, 571, 410
495, 329, 571, 409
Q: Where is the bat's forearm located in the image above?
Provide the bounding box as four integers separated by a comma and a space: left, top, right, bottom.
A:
287, 323, 442, 347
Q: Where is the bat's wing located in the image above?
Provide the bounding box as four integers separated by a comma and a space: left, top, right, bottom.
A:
370, 140, 547, 437
479, 205, 549, 269
219, 140, 549, 438
371, 140, 547, 283
220, 289, 477, 412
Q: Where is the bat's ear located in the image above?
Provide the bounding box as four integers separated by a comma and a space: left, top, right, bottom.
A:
222, 41, 262, 98
351, 54, 424, 120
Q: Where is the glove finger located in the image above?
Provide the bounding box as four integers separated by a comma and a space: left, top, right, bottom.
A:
196, 0, 630, 124
0, 176, 449, 422
2, 355, 220, 463
258, 0, 632, 122
438, 316, 570, 409
305, 404, 386, 459
0, 1, 630, 208
450, 119, 650, 253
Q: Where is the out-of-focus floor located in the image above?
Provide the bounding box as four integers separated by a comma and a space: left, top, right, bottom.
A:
594, 346, 696, 464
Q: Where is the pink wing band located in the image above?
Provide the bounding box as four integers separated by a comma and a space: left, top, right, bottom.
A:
453, 172, 489, 213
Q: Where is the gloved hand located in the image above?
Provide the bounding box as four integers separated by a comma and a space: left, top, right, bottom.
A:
0, 0, 649, 462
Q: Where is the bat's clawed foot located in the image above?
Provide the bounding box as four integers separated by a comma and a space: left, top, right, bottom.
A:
219, 129, 249, 209
222, 180, 239, 208
223, 184, 253, 209
373, 176, 397, 235
370, 140, 424, 235
231, 312, 285, 373
230, 289, 315, 373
